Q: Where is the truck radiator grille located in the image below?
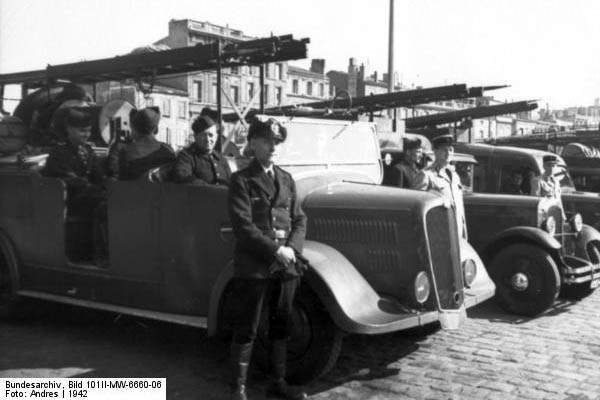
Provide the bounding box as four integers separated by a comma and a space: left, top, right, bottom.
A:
425, 205, 463, 310
311, 217, 399, 245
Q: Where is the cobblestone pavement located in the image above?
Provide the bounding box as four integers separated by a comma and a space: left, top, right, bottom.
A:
2, 290, 600, 400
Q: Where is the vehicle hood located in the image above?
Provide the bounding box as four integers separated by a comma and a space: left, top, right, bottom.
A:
464, 192, 541, 208
302, 180, 445, 213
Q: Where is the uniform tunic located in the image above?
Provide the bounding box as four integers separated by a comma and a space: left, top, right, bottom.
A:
227, 159, 307, 344
419, 164, 467, 239
172, 144, 232, 186
107, 135, 175, 180
43, 142, 104, 216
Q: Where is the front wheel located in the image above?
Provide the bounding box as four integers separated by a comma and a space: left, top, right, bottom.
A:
489, 243, 560, 316
255, 285, 343, 384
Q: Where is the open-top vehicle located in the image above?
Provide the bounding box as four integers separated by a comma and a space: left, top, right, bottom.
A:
0, 40, 496, 382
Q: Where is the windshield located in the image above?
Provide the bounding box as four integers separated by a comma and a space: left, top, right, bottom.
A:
275, 119, 379, 166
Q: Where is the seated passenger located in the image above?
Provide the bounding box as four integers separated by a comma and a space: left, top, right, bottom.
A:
43, 107, 104, 214
108, 107, 175, 180
501, 171, 524, 194
173, 115, 232, 186
43, 107, 108, 265
200, 107, 241, 157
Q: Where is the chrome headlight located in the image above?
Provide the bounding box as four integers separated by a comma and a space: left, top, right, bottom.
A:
570, 213, 583, 233
414, 271, 431, 304
542, 216, 556, 235
462, 259, 477, 288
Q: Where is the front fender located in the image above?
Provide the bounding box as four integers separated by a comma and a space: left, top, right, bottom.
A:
208, 240, 440, 336
460, 239, 495, 308
574, 224, 600, 261
482, 226, 561, 261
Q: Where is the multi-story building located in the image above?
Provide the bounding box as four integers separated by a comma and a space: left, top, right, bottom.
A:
153, 19, 296, 117
286, 59, 330, 105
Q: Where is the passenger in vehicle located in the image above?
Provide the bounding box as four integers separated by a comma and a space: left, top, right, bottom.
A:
417, 134, 467, 238
42, 107, 108, 264
107, 107, 175, 180
172, 115, 232, 186
393, 137, 425, 189
501, 170, 524, 194
200, 107, 241, 157
227, 118, 308, 400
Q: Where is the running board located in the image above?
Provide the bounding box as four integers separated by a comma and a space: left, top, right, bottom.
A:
17, 290, 208, 329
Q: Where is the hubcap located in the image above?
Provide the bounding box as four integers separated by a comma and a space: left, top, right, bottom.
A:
511, 272, 529, 291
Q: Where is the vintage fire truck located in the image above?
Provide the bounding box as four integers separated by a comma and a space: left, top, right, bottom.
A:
0, 37, 495, 382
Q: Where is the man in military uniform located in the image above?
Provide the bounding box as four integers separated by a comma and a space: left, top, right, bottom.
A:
417, 134, 467, 239
43, 107, 107, 264
531, 154, 566, 217
107, 107, 175, 181
227, 118, 307, 400
172, 115, 232, 185
393, 137, 425, 189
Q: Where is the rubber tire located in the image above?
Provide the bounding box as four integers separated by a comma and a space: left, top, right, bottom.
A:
254, 285, 343, 384
489, 243, 560, 316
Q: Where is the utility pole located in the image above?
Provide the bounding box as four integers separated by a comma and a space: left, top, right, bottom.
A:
387, 0, 395, 125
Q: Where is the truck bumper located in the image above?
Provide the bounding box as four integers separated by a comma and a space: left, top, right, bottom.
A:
561, 255, 600, 288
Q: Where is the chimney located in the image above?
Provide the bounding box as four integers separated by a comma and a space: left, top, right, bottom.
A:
310, 59, 325, 75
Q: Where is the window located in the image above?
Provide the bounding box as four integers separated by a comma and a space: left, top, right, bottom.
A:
231, 66, 239, 75
192, 81, 202, 101
247, 82, 255, 102
162, 99, 171, 117
178, 101, 187, 118
230, 85, 239, 105
264, 85, 270, 105
265, 64, 271, 78
306, 81, 313, 96
276, 64, 283, 80
319, 83, 324, 97
292, 79, 299, 94
275, 87, 282, 105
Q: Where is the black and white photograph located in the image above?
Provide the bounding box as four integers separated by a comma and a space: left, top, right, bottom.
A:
1, 1, 600, 399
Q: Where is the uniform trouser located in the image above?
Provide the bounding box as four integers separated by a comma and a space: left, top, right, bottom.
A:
232, 277, 300, 345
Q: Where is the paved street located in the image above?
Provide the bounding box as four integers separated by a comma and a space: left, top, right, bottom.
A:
2, 290, 600, 400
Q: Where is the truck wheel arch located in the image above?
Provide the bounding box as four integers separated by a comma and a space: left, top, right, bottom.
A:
481, 226, 561, 264
208, 240, 392, 337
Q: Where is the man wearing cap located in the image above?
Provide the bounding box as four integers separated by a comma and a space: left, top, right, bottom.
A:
107, 107, 175, 180
394, 137, 425, 189
531, 155, 566, 216
172, 115, 232, 186
227, 118, 307, 400
417, 134, 468, 238
43, 107, 107, 264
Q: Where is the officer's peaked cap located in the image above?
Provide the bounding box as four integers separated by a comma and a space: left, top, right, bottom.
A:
432, 134, 454, 149
247, 118, 287, 143
543, 154, 559, 164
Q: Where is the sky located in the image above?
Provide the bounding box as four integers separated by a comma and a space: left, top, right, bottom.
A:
1, 0, 599, 110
